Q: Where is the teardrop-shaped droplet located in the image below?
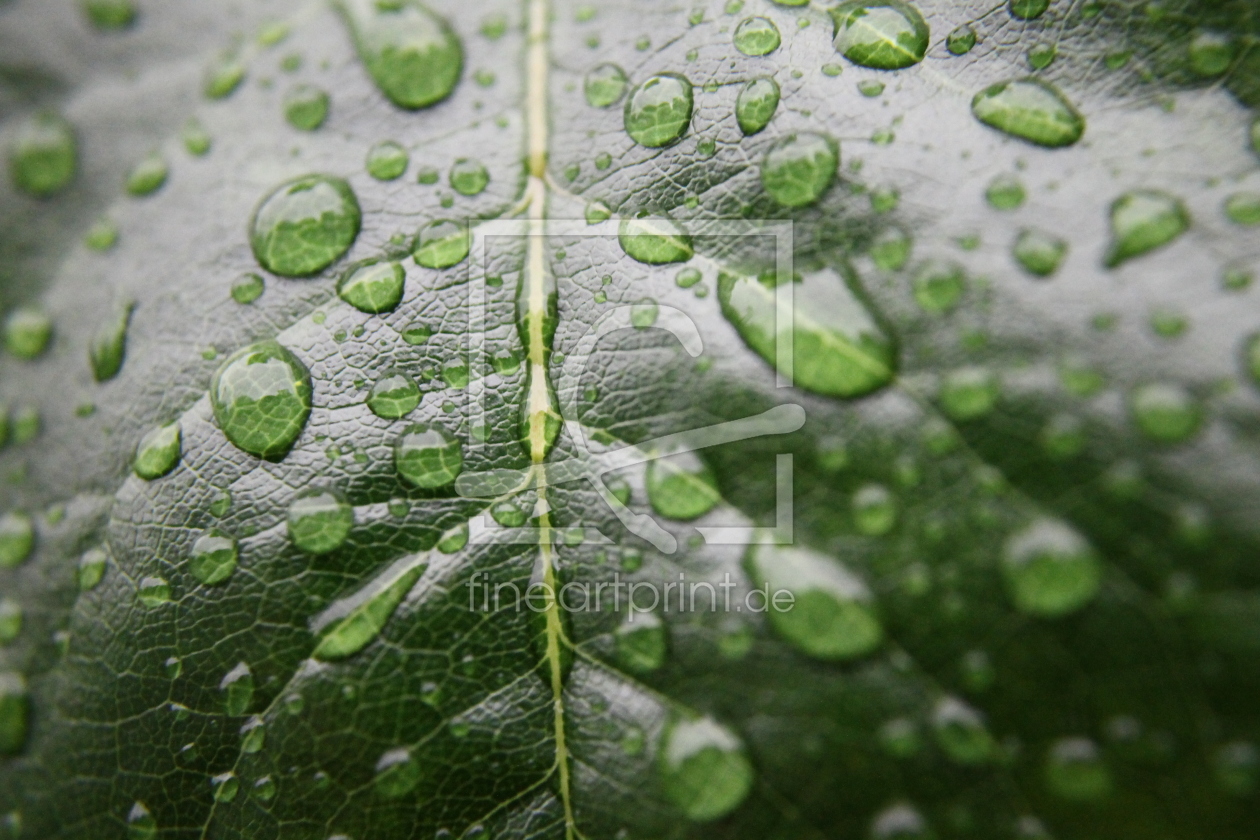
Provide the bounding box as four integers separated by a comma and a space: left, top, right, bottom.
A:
137, 576, 171, 608
249, 174, 361, 276
1013, 228, 1067, 276
615, 612, 668, 673
760, 132, 838, 207
940, 366, 999, 420
971, 78, 1085, 147
1129, 382, 1201, 443
585, 63, 628, 107
619, 216, 693, 264
288, 488, 353, 554
852, 483, 897, 535
624, 74, 694, 147
9, 112, 77, 197
646, 450, 720, 521
211, 341, 313, 461
337, 259, 405, 313
190, 530, 238, 585
830, 1, 930, 70
367, 370, 420, 419
134, 423, 181, 480
1104, 190, 1189, 267
1045, 737, 1112, 801
89, 303, 134, 382
204, 54, 246, 99
746, 539, 883, 659
125, 802, 156, 840
313, 561, 426, 660
395, 424, 463, 487
4, 308, 53, 360
735, 77, 779, 136
0, 513, 34, 569
659, 715, 754, 822
284, 84, 330, 131
449, 158, 489, 196
734, 16, 781, 56
718, 267, 896, 398
374, 747, 422, 797
931, 696, 994, 764
220, 662, 254, 716
413, 219, 469, 268
78, 548, 108, 591
125, 152, 168, 197
1002, 518, 1101, 616
341, 0, 463, 109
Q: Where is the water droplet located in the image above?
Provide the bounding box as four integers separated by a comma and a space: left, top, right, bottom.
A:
211, 341, 313, 460
449, 158, 489, 196
126, 423, 176, 481
342, 0, 463, 109
869, 185, 899, 213
584, 63, 628, 107
4, 308, 52, 360
189, 530, 238, 585
853, 483, 896, 535
858, 79, 885, 97
619, 216, 693, 264
1013, 228, 1067, 277
761, 132, 838, 207
165, 657, 182, 680
931, 696, 994, 764
0, 513, 33, 569
441, 359, 470, 389
239, 716, 266, 753
414, 219, 469, 268
9, 112, 76, 197
985, 174, 1025, 210
137, 576, 171, 607
336, 259, 405, 314
912, 260, 965, 313
879, 718, 922, 758
735, 77, 779, 136
659, 715, 753, 821
946, 24, 976, 55
288, 488, 353, 554
1214, 741, 1258, 796
1104, 190, 1189, 268
78, 548, 108, 591
870, 227, 911, 270
1028, 42, 1056, 70
374, 747, 422, 797
314, 562, 425, 660
1225, 192, 1260, 226
252, 776, 277, 802
125, 802, 156, 840
89, 303, 133, 382
1045, 737, 1111, 800
1188, 30, 1233, 76
718, 267, 897, 398
646, 450, 720, 520
1041, 413, 1085, 459
624, 74, 693, 147
366, 140, 409, 181
830, 1, 930, 70
971, 78, 1084, 147
211, 772, 239, 803
220, 662, 254, 715
675, 267, 703, 289
204, 53, 245, 99
438, 523, 469, 554
615, 612, 668, 672
1009, 0, 1049, 19
490, 501, 526, 527
584, 200, 611, 224
0, 600, 20, 645
85, 217, 119, 251
283, 84, 330, 131
395, 424, 463, 487
182, 118, 211, 156
940, 367, 998, 420
125, 153, 168, 197
231, 273, 265, 304
1002, 518, 1101, 616
734, 17, 780, 56
871, 803, 931, 839
83, 0, 137, 29
631, 298, 659, 328
747, 539, 882, 659
1129, 382, 1201, 443
250, 174, 361, 276
366, 370, 420, 419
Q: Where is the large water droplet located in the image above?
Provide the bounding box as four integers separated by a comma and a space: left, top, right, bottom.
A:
395, 424, 463, 487
619, 216, 693, 264
249, 175, 361, 276
931, 696, 994, 764
746, 539, 883, 659
1129, 382, 1201, 443
367, 370, 420, 418
4, 308, 52, 360
734, 17, 781, 56
1013, 228, 1067, 277
585, 63, 628, 107
374, 747, 422, 797
134, 423, 181, 480
1104, 190, 1189, 267
288, 488, 353, 554
1002, 518, 1101, 617
645, 449, 720, 520
1045, 737, 1112, 801
624, 74, 693, 147
190, 530, 238, 585
211, 341, 313, 461
313, 562, 426, 660
338, 259, 405, 313
341, 0, 463, 109
971, 78, 1084, 147
0, 513, 34, 569
735, 77, 779, 136
718, 267, 896, 398
413, 219, 469, 268
830, 1, 930, 70
366, 140, 409, 180
9, 112, 76, 197
284, 84, 330, 131
89, 303, 133, 382
615, 612, 668, 673
940, 367, 999, 420
125, 802, 156, 840
220, 662, 254, 716
659, 715, 753, 822
761, 132, 838, 207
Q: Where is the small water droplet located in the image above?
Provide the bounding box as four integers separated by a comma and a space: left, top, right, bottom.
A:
658, 715, 753, 821
395, 424, 463, 487
1040, 412, 1085, 459
585, 200, 611, 224
125, 802, 156, 840
761, 132, 838, 207
252, 775, 277, 802
853, 483, 896, 535
1224, 192, 1260, 226
220, 662, 254, 715
734, 17, 780, 55
137, 576, 171, 608
374, 747, 422, 797
1002, 519, 1101, 616
1129, 382, 1201, 443
871, 803, 931, 839
972, 78, 1084, 147
1188, 29, 1234, 76
931, 696, 994, 764
1009, 0, 1049, 19
646, 449, 720, 520
1027, 42, 1056, 70
615, 612, 668, 672
240, 716, 266, 753
89, 303, 133, 382
182, 118, 212, 156
337, 259, 405, 314
288, 488, 353, 554
858, 79, 885, 97
584, 63, 628, 107
624, 74, 693, 147
946, 24, 976, 55
85, 217, 119, 251
1104, 190, 1189, 268
231, 272, 265, 304
735, 77, 779, 136
4, 308, 52, 360
342, 0, 463, 109
211, 772, 239, 802
830, 1, 930, 70
366, 140, 409, 180
912, 260, 965, 313
367, 370, 420, 419
985, 174, 1025, 210
78, 547, 108, 591
1214, 741, 1258, 796
125, 153, 168, 197
165, 657, 182, 679
414, 219, 470, 268
1045, 737, 1112, 801
211, 341, 313, 460
940, 367, 999, 420
204, 54, 246, 99
449, 158, 489, 196
879, 718, 922, 758
190, 530, 238, 585
619, 216, 693, 264
0, 600, 21, 645
250, 174, 361, 276
631, 298, 659, 328
870, 227, 911, 270
1013, 228, 1067, 277
9, 112, 76, 197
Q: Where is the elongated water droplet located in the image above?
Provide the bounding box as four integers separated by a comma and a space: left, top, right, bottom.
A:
1225, 192, 1260, 226
1104, 190, 1189, 267
584, 63, 628, 107
624, 74, 693, 147
940, 366, 998, 420
240, 716, 266, 754
341, 0, 463, 109
718, 267, 896, 398
931, 696, 993, 764
89, 303, 134, 382
1129, 382, 1201, 443
367, 370, 420, 418
137, 576, 171, 607
912, 260, 965, 313
284, 84, 330, 130
413, 219, 469, 268
619, 216, 693, 264
204, 54, 246, 99
1002, 518, 1101, 616
830, 1, 929, 70
615, 612, 668, 673
125, 802, 156, 840
853, 483, 897, 535
366, 140, 409, 180
0, 513, 34, 569
747, 539, 882, 659
288, 488, 353, 554
972, 78, 1084, 147
584, 200, 611, 224
4, 308, 52, 360
9, 112, 76, 197
374, 747, 422, 797
0, 673, 27, 756
134, 423, 181, 480
78, 548, 108, 591
1009, 0, 1049, 19
126, 153, 168, 197
190, 530, 238, 585
947, 24, 976, 55
250, 175, 361, 276
220, 662, 254, 716
314, 562, 426, 660
735, 77, 779, 135
338, 259, 405, 313
761, 132, 838, 207
0, 600, 21, 645
1045, 737, 1112, 801
659, 715, 753, 822
211, 341, 313, 460
646, 450, 719, 521
395, 424, 463, 487
734, 16, 780, 55
1013, 228, 1067, 276
84, 0, 138, 29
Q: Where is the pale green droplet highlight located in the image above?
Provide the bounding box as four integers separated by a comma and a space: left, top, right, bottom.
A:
0, 513, 34, 569
313, 563, 426, 660
414, 219, 469, 268
183, 118, 211, 156
1045, 737, 1112, 801
78, 548, 108, 591
585, 63, 628, 107
624, 74, 693, 147
83, 0, 137, 29
0, 600, 21, 645
395, 424, 463, 487
9, 112, 76, 197
134, 423, 181, 480
971, 78, 1084, 148
210, 340, 313, 461
619, 216, 693, 264
659, 715, 753, 822
646, 450, 720, 520
615, 613, 668, 673
204, 54, 246, 99
190, 530, 238, 585
338, 259, 405, 313
288, 488, 353, 554
342, 0, 463, 109
830, 1, 930, 70
1104, 190, 1189, 267
734, 17, 780, 56
220, 663, 254, 715
1014, 228, 1067, 276
761, 132, 838, 207
735, 77, 779, 136
249, 174, 361, 276
126, 153, 168, 197
1189, 30, 1234, 76
1130, 382, 1201, 443
1002, 518, 1101, 617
